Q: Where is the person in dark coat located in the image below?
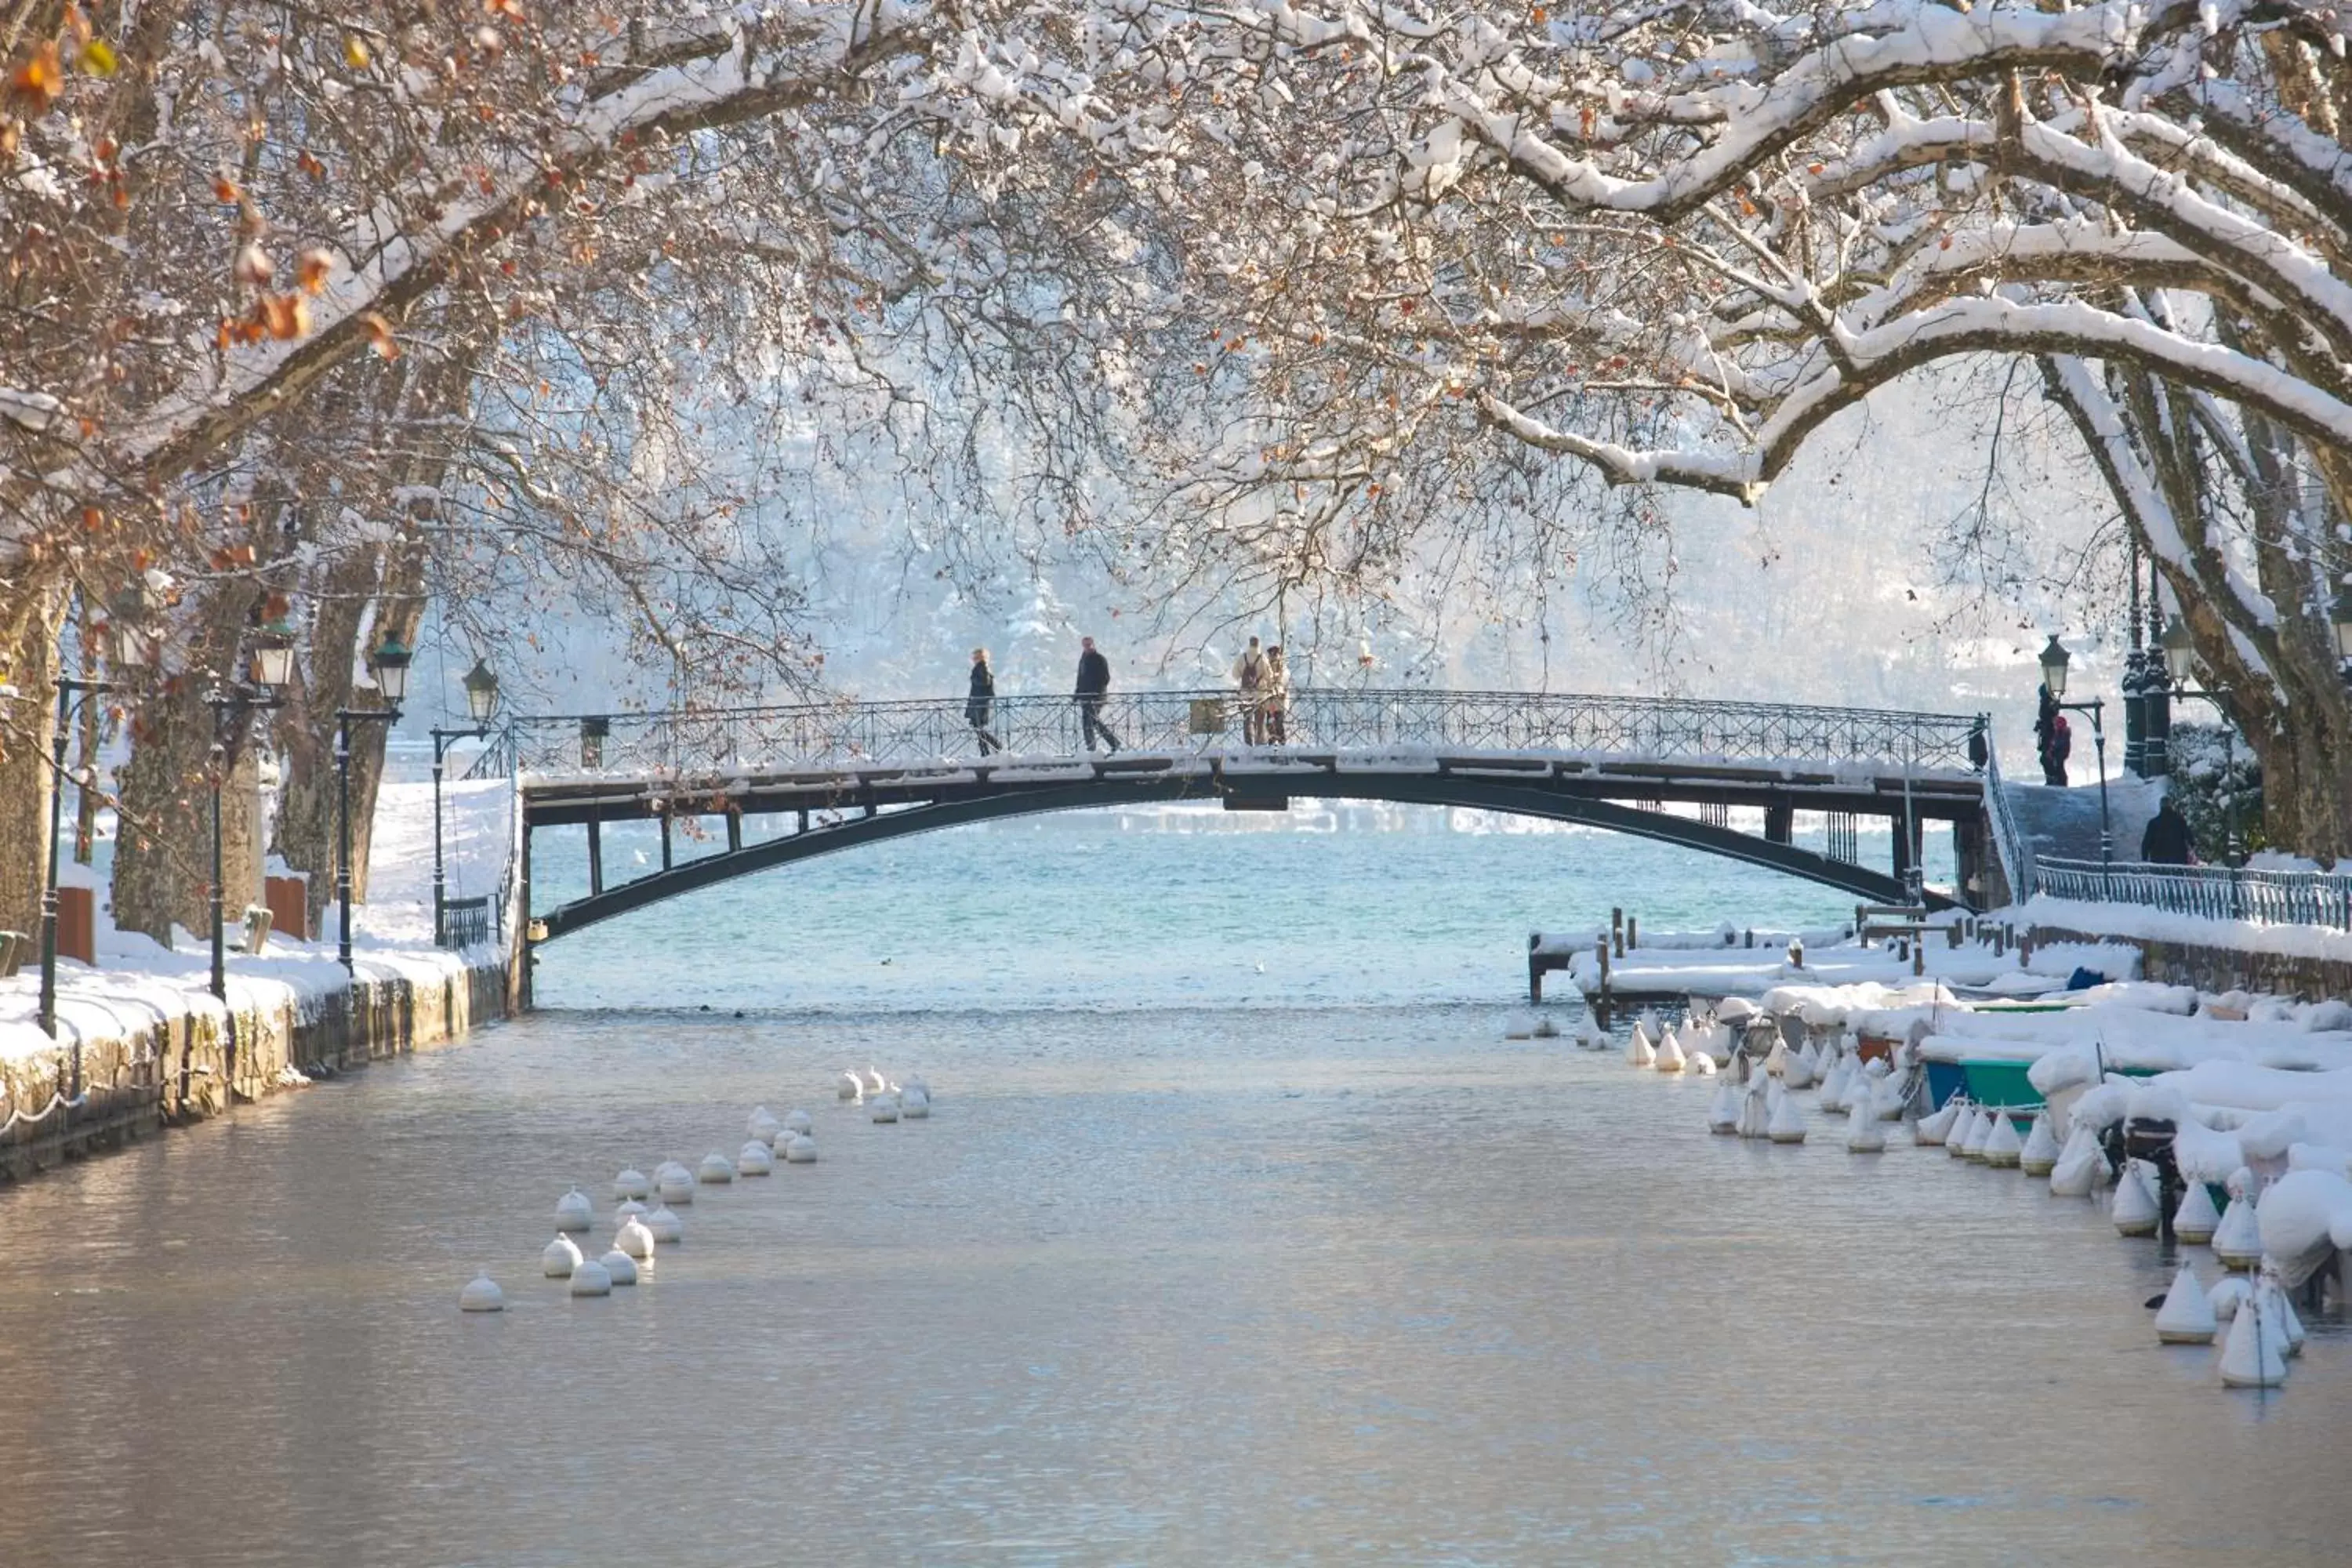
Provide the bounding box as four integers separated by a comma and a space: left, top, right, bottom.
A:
1074, 636, 1120, 752
967, 647, 1002, 756
2034, 683, 2070, 785
2141, 796, 2194, 864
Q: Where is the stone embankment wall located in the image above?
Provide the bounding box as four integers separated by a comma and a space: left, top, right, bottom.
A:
2028, 925, 2352, 1000
0, 960, 507, 1182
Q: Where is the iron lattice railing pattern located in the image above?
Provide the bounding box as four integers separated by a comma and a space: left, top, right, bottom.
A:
487, 689, 1985, 780
441, 895, 493, 949
2035, 856, 2352, 931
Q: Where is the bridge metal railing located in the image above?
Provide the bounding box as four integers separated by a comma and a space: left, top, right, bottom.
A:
2034, 855, 2352, 931
481, 688, 1987, 780
440, 895, 493, 949
1980, 742, 2036, 903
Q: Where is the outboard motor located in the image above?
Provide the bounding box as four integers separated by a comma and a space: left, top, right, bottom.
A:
2104, 1115, 2183, 1240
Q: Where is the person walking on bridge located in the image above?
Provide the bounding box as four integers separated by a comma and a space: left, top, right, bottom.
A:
967, 647, 1003, 756
1261, 645, 1290, 746
1074, 636, 1121, 753
1233, 635, 1269, 744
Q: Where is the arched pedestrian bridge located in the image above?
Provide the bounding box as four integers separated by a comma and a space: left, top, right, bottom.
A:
485, 690, 2005, 977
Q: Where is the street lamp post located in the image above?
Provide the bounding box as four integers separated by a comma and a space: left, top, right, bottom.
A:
2162, 615, 2244, 866
334, 633, 412, 971
430, 659, 501, 946
205, 623, 294, 1004
2038, 634, 2112, 868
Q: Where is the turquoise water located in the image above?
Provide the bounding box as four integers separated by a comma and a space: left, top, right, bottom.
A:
528, 809, 1947, 1012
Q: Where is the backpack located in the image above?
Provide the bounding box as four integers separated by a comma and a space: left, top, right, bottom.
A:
2049, 713, 2071, 761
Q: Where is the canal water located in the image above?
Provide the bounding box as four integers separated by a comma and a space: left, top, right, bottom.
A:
0, 818, 2341, 1565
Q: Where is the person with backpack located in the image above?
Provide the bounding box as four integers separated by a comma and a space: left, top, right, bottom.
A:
1233, 636, 1269, 744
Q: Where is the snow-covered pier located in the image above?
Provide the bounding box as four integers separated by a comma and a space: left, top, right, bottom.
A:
1537, 919, 2122, 1011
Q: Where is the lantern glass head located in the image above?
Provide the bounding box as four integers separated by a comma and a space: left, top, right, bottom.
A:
2160, 615, 2196, 688
250, 615, 296, 689
368, 632, 412, 706
250, 642, 294, 688
462, 658, 500, 725
2037, 633, 2070, 700
109, 619, 162, 672
105, 586, 163, 673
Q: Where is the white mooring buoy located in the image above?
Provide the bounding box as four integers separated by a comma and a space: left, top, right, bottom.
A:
2154, 1263, 2216, 1345
554, 1188, 593, 1232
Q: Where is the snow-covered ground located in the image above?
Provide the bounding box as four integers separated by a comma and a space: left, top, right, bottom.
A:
0, 776, 513, 1066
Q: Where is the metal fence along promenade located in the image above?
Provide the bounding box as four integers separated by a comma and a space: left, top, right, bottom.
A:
2034, 856, 2352, 932
477, 689, 1986, 782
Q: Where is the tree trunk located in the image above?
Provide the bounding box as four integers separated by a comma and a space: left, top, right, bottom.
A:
272, 340, 477, 924
273, 543, 383, 933
0, 587, 64, 938
109, 583, 265, 945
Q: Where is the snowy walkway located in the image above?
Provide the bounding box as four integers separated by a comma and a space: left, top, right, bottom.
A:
1, 775, 513, 1065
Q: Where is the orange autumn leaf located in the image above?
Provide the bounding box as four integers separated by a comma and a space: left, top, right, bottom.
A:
9, 41, 64, 110
296, 248, 333, 293
258, 292, 309, 339
343, 35, 371, 71
234, 243, 274, 285
212, 172, 241, 203
361, 311, 401, 359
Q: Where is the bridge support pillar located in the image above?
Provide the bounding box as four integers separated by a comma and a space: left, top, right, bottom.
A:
1955, 818, 1984, 908
586, 817, 604, 897
660, 811, 673, 870
1891, 814, 1924, 891
1763, 804, 1794, 845
727, 810, 743, 853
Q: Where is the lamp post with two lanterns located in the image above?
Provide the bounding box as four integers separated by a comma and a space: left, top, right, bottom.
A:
335, 633, 413, 972
205, 617, 296, 1006
39, 592, 166, 1073
2037, 633, 2113, 869
430, 659, 501, 947
2158, 615, 2245, 867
